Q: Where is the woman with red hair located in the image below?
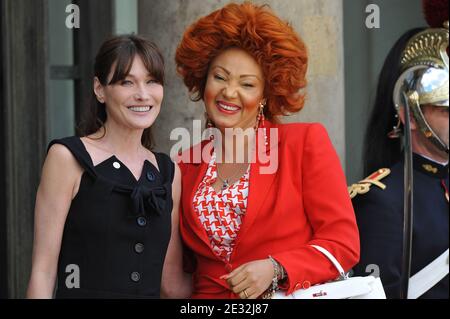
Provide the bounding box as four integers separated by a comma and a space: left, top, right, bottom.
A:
162, 2, 359, 299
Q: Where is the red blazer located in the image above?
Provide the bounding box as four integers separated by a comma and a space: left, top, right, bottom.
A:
178, 121, 360, 298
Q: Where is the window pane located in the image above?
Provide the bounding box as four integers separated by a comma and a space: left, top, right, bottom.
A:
48, 0, 75, 140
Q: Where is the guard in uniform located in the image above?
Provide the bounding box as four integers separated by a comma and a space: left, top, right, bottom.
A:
350, 0, 449, 299
351, 156, 448, 298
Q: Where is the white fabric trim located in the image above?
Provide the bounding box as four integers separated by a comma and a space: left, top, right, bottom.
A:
408, 249, 449, 299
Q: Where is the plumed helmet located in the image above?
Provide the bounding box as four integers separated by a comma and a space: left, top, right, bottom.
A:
393, 0, 449, 153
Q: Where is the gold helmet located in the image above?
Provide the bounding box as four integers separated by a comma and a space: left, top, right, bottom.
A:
393, 0, 449, 153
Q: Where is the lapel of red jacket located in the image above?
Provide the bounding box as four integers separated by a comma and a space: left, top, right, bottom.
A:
231, 121, 280, 257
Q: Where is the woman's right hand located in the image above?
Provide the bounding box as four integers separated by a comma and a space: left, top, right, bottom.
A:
220, 258, 275, 299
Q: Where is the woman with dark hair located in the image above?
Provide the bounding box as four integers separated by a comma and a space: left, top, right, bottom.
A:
27, 34, 185, 298
162, 2, 360, 299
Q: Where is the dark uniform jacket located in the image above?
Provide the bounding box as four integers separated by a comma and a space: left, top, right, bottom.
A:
351, 153, 449, 299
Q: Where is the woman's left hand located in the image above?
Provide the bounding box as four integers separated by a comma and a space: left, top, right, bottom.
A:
220, 259, 274, 299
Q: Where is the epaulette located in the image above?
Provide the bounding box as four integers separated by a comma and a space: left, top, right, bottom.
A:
348, 168, 391, 199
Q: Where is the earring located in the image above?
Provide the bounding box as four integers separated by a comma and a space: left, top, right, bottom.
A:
256, 101, 268, 146
255, 102, 264, 129
205, 112, 215, 141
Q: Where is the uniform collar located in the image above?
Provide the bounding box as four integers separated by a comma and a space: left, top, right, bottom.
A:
413, 153, 449, 179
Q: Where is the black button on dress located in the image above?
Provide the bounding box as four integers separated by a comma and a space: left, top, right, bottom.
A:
48, 136, 174, 298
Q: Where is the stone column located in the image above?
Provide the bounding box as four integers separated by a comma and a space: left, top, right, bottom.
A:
139, 0, 346, 167
1, 0, 49, 298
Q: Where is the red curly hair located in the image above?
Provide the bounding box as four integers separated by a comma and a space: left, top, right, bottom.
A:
175, 2, 308, 120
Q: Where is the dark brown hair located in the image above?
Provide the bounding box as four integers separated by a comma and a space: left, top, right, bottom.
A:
78, 34, 165, 149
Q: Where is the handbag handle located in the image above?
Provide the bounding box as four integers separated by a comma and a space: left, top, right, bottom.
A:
310, 245, 349, 280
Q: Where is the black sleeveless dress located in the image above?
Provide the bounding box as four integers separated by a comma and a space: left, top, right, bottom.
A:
48, 136, 174, 298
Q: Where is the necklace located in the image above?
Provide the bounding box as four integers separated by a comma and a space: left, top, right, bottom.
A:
216, 163, 249, 190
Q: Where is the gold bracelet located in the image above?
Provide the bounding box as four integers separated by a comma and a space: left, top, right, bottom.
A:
267, 255, 279, 294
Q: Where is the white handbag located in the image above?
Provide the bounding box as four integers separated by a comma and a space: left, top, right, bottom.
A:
272, 245, 386, 299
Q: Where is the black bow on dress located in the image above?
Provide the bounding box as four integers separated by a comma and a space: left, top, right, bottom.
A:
114, 183, 171, 217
